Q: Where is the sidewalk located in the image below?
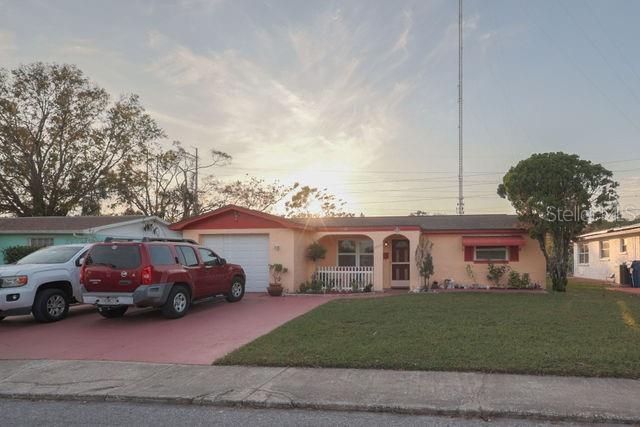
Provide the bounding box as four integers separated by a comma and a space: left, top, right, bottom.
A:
1, 359, 639, 423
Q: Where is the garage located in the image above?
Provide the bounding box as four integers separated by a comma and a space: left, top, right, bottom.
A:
202, 234, 269, 293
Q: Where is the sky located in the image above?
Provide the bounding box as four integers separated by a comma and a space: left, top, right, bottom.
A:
1, 0, 639, 217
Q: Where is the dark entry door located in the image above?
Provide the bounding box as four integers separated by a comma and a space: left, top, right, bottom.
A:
391, 239, 410, 287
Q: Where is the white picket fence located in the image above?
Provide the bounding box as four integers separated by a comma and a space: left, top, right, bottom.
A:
315, 266, 374, 292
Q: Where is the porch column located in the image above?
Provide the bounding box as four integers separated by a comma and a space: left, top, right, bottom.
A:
408, 232, 422, 291
372, 236, 385, 292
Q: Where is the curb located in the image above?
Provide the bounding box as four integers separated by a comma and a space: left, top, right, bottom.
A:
1, 390, 637, 424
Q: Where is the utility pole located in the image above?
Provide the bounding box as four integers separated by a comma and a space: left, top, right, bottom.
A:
457, 0, 465, 215
194, 147, 199, 216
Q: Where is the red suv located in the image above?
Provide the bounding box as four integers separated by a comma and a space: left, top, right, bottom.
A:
81, 238, 246, 319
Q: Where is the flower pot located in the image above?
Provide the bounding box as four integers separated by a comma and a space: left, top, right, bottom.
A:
267, 284, 283, 296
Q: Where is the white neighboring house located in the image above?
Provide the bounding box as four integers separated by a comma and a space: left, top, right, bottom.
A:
573, 224, 640, 285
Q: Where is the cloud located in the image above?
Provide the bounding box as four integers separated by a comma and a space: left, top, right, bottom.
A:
391, 9, 413, 54
146, 14, 413, 196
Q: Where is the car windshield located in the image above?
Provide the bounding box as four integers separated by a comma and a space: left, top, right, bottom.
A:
86, 245, 142, 269
16, 246, 82, 265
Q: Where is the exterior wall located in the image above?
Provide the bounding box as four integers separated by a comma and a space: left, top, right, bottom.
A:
181, 228, 300, 292
427, 233, 546, 288
574, 232, 640, 284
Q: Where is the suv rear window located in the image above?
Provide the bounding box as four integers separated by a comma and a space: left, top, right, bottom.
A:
149, 245, 175, 265
86, 245, 142, 269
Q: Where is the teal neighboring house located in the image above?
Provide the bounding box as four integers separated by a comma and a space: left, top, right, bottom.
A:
0, 215, 181, 264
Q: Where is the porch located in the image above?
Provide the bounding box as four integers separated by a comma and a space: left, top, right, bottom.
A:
305, 230, 422, 292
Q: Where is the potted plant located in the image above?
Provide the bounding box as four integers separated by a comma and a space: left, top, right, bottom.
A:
268, 263, 288, 296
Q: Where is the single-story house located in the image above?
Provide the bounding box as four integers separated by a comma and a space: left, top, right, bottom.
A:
0, 215, 181, 264
170, 205, 546, 293
573, 224, 640, 285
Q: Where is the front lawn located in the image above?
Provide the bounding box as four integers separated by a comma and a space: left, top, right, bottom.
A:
217, 282, 640, 378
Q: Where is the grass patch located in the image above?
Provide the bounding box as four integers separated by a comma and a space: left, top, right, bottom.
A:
217, 282, 640, 378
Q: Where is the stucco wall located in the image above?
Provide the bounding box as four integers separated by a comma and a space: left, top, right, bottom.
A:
574, 232, 640, 284
427, 233, 547, 288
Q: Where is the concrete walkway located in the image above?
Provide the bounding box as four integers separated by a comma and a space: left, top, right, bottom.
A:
1, 360, 639, 423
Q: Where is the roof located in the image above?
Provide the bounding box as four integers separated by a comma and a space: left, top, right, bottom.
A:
577, 223, 640, 240
170, 205, 524, 232
291, 214, 523, 231
0, 215, 152, 234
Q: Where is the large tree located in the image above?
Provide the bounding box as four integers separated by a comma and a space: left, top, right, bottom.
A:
0, 63, 162, 216
211, 177, 296, 213
497, 152, 618, 292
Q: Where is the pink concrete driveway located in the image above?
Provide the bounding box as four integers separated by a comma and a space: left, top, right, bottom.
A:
0, 294, 331, 365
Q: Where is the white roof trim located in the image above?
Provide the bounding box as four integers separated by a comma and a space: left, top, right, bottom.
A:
86, 216, 169, 233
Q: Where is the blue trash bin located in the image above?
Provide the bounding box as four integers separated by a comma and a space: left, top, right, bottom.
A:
632, 261, 640, 288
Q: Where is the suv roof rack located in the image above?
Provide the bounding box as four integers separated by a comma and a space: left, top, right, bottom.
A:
103, 237, 199, 244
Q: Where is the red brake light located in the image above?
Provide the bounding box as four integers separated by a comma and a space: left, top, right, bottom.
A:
141, 266, 153, 285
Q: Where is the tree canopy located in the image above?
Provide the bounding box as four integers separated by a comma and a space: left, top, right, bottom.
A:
0, 63, 163, 216
497, 152, 618, 291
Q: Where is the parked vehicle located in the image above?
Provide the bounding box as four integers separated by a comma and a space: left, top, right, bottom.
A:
81, 238, 246, 319
0, 244, 93, 322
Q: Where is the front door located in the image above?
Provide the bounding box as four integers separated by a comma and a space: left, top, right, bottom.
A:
391, 239, 410, 287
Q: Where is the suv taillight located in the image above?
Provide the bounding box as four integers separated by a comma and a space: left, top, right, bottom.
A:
141, 265, 153, 285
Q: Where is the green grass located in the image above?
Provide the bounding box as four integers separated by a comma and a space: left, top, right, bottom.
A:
217, 282, 640, 378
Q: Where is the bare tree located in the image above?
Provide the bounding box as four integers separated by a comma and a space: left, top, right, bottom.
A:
205, 177, 296, 213
284, 186, 354, 218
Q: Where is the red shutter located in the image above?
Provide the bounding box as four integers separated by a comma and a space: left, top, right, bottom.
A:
464, 246, 474, 261
509, 246, 519, 262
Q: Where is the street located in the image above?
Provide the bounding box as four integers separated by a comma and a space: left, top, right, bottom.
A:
0, 398, 623, 427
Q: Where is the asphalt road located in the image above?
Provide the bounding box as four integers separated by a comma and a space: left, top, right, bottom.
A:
0, 398, 623, 427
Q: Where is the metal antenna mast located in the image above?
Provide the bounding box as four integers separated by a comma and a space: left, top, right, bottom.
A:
457, 0, 464, 215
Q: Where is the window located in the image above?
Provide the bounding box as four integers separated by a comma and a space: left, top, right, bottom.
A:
198, 248, 219, 266
86, 245, 141, 269
599, 240, 610, 259
474, 246, 508, 261
29, 237, 54, 248
578, 243, 589, 264
149, 245, 175, 265
337, 239, 373, 267
177, 246, 199, 267
17, 246, 83, 265
620, 238, 628, 254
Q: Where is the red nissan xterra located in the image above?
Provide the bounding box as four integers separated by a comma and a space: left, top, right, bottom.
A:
81, 238, 246, 319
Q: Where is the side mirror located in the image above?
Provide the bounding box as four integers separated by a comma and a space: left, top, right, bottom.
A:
219, 258, 227, 266
76, 257, 85, 267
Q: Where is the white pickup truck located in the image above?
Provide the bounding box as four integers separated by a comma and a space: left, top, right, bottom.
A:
0, 244, 93, 322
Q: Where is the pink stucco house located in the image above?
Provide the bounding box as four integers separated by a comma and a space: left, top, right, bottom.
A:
170, 205, 546, 293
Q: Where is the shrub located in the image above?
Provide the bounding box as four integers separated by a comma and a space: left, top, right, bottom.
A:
486, 263, 508, 288
2, 245, 40, 264
507, 270, 533, 289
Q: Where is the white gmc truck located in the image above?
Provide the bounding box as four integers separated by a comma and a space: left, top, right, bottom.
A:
0, 244, 93, 322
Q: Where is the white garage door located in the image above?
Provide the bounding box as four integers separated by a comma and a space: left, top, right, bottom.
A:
202, 234, 269, 293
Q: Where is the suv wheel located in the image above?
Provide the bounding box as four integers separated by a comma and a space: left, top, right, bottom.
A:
32, 288, 69, 323
226, 277, 245, 303
98, 306, 128, 319
161, 285, 190, 319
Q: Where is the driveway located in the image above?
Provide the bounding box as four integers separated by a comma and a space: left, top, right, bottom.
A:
0, 294, 331, 365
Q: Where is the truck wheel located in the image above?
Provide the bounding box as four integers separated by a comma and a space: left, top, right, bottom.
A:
32, 288, 69, 323
98, 306, 128, 319
226, 277, 245, 302
161, 285, 190, 319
